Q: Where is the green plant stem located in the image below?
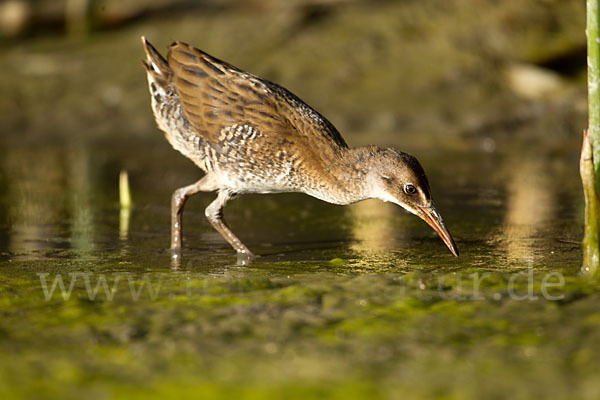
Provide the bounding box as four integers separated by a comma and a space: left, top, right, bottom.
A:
119, 170, 132, 210
581, 130, 600, 274
589, 0, 600, 176
583, 0, 600, 275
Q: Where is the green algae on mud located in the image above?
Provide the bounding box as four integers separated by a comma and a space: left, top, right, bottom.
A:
1, 260, 600, 399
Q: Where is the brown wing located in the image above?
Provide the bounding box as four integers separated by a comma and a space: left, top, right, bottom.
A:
167, 42, 348, 153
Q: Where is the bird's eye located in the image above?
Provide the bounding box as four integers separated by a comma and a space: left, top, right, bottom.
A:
404, 184, 417, 195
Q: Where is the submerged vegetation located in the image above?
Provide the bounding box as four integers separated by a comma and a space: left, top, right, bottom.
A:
2, 258, 600, 399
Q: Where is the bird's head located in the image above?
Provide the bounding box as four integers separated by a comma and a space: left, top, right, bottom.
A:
367, 148, 459, 257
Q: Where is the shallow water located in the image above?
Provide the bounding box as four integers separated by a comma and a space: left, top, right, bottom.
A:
1, 132, 596, 399
0, 136, 583, 270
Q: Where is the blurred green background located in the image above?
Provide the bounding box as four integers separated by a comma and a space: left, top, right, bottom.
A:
0, 0, 587, 147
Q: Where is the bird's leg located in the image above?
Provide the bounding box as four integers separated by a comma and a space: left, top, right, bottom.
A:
205, 190, 255, 259
171, 175, 216, 250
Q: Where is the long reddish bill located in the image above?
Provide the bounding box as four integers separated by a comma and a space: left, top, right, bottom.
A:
418, 206, 459, 257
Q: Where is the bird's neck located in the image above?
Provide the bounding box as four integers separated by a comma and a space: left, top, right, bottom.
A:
319, 146, 380, 205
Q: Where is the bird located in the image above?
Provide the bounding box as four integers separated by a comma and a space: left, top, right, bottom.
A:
141, 37, 458, 261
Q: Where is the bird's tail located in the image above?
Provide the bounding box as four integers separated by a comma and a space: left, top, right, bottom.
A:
141, 36, 172, 92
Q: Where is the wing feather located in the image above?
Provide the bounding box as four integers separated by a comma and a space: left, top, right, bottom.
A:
167, 41, 348, 155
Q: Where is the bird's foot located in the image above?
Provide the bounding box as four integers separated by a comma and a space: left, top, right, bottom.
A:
169, 246, 183, 269
236, 249, 255, 266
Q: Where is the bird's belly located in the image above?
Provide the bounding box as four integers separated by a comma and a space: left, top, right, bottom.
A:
216, 169, 300, 194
